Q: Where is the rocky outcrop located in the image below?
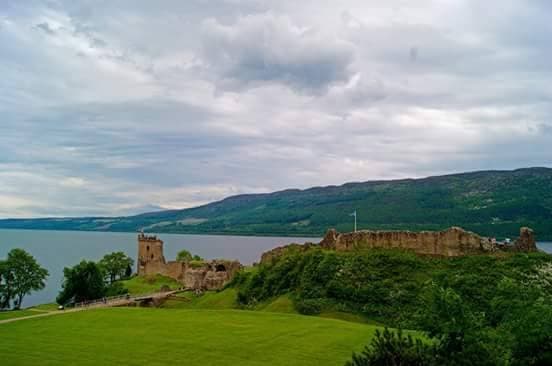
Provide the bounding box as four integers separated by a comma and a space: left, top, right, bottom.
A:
260, 226, 538, 264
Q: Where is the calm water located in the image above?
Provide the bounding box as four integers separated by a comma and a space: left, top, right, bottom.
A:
0, 229, 317, 307
0, 229, 550, 308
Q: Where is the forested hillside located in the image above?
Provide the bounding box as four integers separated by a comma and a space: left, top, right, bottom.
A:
1, 167, 551, 239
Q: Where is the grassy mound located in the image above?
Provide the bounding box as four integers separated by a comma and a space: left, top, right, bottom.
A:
120, 274, 181, 295
162, 289, 239, 309
0, 308, 398, 365
235, 249, 552, 327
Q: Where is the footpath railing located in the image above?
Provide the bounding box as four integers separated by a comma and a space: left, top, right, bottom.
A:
73, 291, 173, 309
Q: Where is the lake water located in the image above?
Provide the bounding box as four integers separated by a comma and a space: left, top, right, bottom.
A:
0, 229, 550, 308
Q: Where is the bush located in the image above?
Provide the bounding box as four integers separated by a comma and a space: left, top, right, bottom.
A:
345, 328, 434, 366
295, 298, 323, 315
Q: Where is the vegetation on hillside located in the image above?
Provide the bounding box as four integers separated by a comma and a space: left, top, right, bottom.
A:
232, 248, 552, 365
1, 168, 551, 239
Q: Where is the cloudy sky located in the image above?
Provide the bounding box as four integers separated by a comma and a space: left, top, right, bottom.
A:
1, 0, 551, 218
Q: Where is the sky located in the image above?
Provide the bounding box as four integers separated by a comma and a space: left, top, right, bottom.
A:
1, 0, 551, 218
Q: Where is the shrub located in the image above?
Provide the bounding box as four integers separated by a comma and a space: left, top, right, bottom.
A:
345, 328, 434, 366
295, 298, 323, 315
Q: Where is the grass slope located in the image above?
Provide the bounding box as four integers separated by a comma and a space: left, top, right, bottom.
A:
1, 167, 551, 239
121, 274, 181, 295
0, 309, 37, 321
0, 308, 387, 366
162, 289, 239, 309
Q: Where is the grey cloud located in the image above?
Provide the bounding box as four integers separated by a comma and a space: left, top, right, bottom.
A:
35, 22, 55, 35
200, 13, 355, 91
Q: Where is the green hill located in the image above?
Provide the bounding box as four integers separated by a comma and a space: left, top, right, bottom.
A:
1, 167, 551, 239
0, 308, 389, 366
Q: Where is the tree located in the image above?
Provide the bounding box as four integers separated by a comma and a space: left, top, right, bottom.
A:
99, 252, 134, 284
124, 263, 133, 279
0, 260, 13, 309
176, 249, 192, 262
57, 260, 106, 305
509, 300, 552, 366
418, 285, 501, 366
0, 249, 48, 309
346, 328, 434, 366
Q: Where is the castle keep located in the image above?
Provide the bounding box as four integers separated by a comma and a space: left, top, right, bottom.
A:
137, 233, 241, 290
261, 227, 537, 264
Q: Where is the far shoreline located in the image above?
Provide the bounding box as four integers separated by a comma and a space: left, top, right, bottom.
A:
0, 227, 322, 240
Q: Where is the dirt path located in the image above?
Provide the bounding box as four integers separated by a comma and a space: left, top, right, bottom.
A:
0, 308, 84, 324
0, 290, 180, 325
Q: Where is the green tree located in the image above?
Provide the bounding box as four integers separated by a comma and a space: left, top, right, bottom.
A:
57, 260, 106, 305
418, 285, 501, 366
509, 300, 552, 366
345, 328, 434, 366
124, 263, 133, 279
0, 249, 48, 309
0, 260, 14, 309
99, 252, 134, 284
176, 249, 192, 262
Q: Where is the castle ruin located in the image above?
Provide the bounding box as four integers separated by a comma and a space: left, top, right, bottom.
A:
137, 233, 241, 290
261, 227, 538, 264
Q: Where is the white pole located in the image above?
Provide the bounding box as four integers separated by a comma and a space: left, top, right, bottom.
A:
353, 210, 357, 232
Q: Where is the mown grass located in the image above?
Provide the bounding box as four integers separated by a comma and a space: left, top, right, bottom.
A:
163, 290, 382, 325
0, 307, 393, 366
256, 294, 296, 313
28, 303, 58, 312
120, 274, 181, 295
0, 310, 37, 321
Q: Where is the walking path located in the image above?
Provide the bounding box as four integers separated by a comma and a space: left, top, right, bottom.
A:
0, 290, 179, 325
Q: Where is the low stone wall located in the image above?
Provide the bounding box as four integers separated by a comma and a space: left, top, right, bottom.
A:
260, 227, 537, 264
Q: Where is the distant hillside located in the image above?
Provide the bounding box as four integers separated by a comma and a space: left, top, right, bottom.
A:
1, 167, 552, 240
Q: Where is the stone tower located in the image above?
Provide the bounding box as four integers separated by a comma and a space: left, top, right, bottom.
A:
137, 233, 166, 275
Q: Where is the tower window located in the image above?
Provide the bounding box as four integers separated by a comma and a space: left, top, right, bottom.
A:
151, 254, 154, 259
147, 246, 150, 251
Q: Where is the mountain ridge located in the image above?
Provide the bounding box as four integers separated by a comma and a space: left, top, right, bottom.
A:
1, 167, 551, 239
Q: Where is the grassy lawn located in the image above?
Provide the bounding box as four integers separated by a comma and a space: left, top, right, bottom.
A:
0, 310, 38, 321
120, 274, 181, 295
0, 307, 392, 366
256, 294, 296, 313
28, 303, 59, 312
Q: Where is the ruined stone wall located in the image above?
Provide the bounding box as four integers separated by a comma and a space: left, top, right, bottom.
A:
514, 227, 537, 252
260, 226, 537, 264
137, 234, 241, 290
137, 234, 166, 276
322, 227, 494, 257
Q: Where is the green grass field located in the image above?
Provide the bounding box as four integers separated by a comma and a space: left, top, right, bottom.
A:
0, 307, 389, 365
